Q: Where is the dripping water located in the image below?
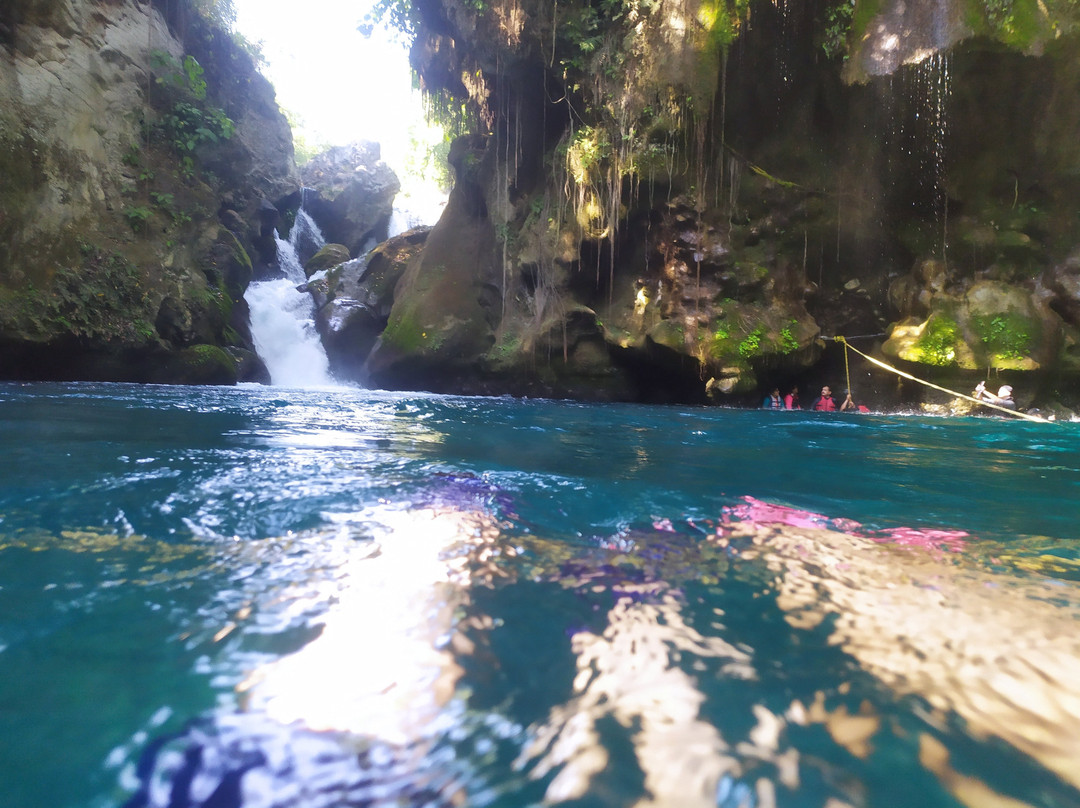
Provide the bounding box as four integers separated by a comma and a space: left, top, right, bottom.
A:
928, 52, 951, 262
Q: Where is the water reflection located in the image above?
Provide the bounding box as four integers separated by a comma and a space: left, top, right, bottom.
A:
518, 589, 751, 805
238, 507, 476, 744
724, 521, 1080, 798
119, 492, 1080, 807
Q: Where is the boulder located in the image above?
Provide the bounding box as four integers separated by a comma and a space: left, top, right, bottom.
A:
299, 142, 400, 255
316, 299, 385, 382
304, 243, 351, 277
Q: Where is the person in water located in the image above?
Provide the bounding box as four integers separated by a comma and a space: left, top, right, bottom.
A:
762, 387, 784, 409
973, 381, 1016, 410
784, 386, 801, 410
812, 386, 838, 411
839, 390, 870, 413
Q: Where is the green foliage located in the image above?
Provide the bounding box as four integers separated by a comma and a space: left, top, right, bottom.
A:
281, 107, 330, 166
707, 324, 732, 358
123, 205, 152, 232
821, 0, 856, 59
162, 101, 235, 152
738, 327, 763, 359
780, 320, 799, 354
913, 315, 959, 366
159, 100, 235, 177
973, 313, 1031, 360
565, 126, 611, 183
495, 222, 515, 246
976, 0, 1069, 46
360, 0, 418, 42
190, 0, 238, 31
849, 0, 883, 43
150, 191, 193, 226
7, 246, 155, 342
699, 0, 753, 53
402, 123, 453, 191
152, 51, 208, 100
122, 143, 142, 167
150, 50, 235, 179
422, 93, 476, 141
558, 5, 605, 73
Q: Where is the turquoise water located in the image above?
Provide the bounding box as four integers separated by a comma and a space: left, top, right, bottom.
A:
1, 382, 1079, 808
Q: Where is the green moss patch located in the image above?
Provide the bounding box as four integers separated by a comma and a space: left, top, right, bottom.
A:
912, 313, 961, 366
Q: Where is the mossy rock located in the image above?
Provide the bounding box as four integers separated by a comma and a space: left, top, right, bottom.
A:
647, 319, 687, 353
207, 228, 253, 298
962, 280, 1047, 370
165, 344, 238, 385
304, 244, 351, 277
883, 311, 977, 369
355, 232, 426, 317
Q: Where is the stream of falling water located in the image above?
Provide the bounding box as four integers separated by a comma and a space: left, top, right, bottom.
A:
911, 52, 952, 260
244, 209, 337, 388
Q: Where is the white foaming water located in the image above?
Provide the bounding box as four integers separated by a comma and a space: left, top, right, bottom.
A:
245, 209, 337, 388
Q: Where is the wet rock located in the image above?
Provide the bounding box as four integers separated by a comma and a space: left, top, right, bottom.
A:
156, 345, 238, 386
304, 244, 351, 278
316, 299, 385, 383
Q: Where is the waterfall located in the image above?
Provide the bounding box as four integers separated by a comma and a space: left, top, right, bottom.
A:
245, 210, 337, 388
388, 190, 447, 238
388, 206, 411, 239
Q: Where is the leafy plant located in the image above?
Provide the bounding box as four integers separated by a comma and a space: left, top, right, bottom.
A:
43, 247, 152, 341
821, 0, 856, 59
780, 320, 799, 354
152, 51, 208, 100
974, 313, 1031, 360
148, 192, 192, 226
123, 205, 152, 232
360, 0, 419, 41
913, 315, 959, 366
738, 327, 763, 359
122, 143, 142, 167
158, 100, 235, 179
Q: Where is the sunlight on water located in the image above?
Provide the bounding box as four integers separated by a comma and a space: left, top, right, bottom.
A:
239, 508, 471, 745
1, 383, 1079, 807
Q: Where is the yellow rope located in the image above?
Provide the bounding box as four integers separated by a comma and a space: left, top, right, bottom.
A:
833, 336, 1050, 423
842, 338, 851, 397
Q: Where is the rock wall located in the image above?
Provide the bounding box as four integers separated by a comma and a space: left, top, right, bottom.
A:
0, 0, 298, 383
352, 0, 1080, 413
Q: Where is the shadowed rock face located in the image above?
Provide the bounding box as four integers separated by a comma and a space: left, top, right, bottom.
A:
0, 0, 296, 384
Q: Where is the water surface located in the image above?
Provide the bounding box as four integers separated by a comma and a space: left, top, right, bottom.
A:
1, 382, 1078, 807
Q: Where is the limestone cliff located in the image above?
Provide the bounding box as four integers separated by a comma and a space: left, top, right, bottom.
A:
0, 0, 298, 383
357, 0, 1080, 412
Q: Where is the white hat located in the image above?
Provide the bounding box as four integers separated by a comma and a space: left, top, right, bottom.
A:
997, 385, 1013, 397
